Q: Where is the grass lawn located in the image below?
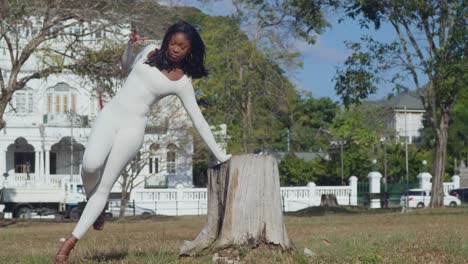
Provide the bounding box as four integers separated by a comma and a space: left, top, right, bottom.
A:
0, 206, 467, 263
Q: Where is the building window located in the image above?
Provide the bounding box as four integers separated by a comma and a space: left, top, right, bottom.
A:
63, 95, 68, 112
28, 93, 33, 113
55, 95, 60, 113
71, 94, 76, 112
14, 90, 34, 113
149, 158, 159, 174
47, 95, 52, 113
167, 144, 176, 174
15, 93, 26, 113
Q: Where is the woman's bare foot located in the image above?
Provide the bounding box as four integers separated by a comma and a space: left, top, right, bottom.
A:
53, 235, 78, 264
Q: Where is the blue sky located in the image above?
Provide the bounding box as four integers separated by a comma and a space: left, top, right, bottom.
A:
171, 0, 414, 103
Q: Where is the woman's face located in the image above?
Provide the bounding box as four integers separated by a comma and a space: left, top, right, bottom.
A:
167, 32, 191, 63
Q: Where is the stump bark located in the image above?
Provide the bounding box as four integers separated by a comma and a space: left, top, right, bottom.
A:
180, 154, 293, 256
320, 194, 338, 207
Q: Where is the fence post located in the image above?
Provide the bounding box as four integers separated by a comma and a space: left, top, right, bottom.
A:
282, 195, 285, 212
349, 176, 358, 206
307, 182, 316, 207
452, 175, 460, 189
417, 172, 432, 190
176, 184, 184, 216
367, 172, 382, 209
132, 199, 136, 216
154, 201, 157, 215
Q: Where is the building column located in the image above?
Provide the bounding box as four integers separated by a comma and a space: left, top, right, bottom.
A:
0, 147, 5, 175
45, 149, 50, 176
34, 151, 40, 177
38, 151, 44, 178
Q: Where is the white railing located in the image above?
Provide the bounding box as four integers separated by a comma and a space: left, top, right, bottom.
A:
443, 182, 457, 193
0, 174, 82, 188
131, 178, 359, 216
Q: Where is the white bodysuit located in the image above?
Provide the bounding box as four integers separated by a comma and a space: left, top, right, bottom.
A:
72, 44, 229, 239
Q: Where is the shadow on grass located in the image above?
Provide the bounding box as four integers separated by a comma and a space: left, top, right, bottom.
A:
0, 219, 17, 227
109, 214, 179, 224
85, 248, 129, 262
286, 206, 401, 217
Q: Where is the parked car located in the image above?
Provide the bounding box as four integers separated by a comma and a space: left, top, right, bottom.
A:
105, 204, 155, 218
449, 188, 468, 204
400, 189, 461, 208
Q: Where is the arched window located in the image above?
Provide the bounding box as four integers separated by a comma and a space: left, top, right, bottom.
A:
166, 144, 177, 174
46, 82, 78, 114
148, 143, 160, 174
14, 87, 34, 114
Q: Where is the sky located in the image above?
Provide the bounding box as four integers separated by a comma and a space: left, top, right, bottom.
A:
167, 0, 414, 103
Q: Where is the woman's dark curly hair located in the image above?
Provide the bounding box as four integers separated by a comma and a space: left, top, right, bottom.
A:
145, 21, 208, 79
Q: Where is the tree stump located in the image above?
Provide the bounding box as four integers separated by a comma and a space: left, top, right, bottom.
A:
320, 194, 338, 207
180, 154, 293, 256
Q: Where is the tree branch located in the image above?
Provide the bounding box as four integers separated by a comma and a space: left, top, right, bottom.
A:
400, 18, 431, 79
391, 20, 437, 132
0, 66, 5, 94
2, 31, 15, 65
421, 16, 436, 61
16, 64, 77, 90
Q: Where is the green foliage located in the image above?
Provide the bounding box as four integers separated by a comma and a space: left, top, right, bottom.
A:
421, 85, 468, 175
73, 41, 127, 96
334, 39, 400, 108
289, 92, 339, 151
234, 0, 340, 44
335, 1, 466, 205
191, 15, 298, 153
279, 154, 316, 186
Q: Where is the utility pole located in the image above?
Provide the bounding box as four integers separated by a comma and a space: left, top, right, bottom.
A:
340, 140, 344, 185
404, 106, 409, 190
70, 112, 74, 179
383, 136, 388, 192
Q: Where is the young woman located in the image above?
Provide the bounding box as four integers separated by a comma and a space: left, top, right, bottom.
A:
53, 21, 231, 263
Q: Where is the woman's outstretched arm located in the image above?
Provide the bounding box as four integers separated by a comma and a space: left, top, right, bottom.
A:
177, 82, 231, 163
121, 32, 153, 72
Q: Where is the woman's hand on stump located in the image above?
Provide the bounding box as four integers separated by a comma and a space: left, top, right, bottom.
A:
217, 154, 232, 163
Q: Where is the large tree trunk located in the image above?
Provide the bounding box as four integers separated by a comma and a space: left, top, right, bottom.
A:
430, 114, 449, 208
0, 91, 14, 130
180, 154, 293, 256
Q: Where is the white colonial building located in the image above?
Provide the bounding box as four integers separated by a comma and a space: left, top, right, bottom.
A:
386, 91, 426, 144
0, 19, 226, 197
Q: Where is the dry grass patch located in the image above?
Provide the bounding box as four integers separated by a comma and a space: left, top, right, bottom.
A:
0, 207, 467, 263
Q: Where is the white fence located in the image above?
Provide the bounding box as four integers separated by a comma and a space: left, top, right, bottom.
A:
1, 174, 81, 188
131, 177, 358, 216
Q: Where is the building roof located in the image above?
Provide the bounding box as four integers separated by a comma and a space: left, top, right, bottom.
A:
386, 91, 424, 110
262, 148, 329, 162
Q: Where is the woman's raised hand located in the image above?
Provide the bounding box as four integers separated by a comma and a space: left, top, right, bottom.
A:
129, 31, 150, 44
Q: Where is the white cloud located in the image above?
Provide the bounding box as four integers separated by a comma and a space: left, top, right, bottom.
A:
296, 36, 347, 63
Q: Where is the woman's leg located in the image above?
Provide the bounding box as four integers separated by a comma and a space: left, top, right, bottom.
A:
80, 108, 116, 198
72, 125, 145, 239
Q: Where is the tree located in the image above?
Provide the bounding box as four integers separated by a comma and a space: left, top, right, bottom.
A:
0, 0, 183, 130
192, 15, 298, 153
278, 154, 317, 186
289, 91, 339, 152
335, 1, 466, 207
322, 103, 393, 183
194, 1, 341, 153
0, 0, 110, 129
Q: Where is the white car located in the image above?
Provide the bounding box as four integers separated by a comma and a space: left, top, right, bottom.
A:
105, 204, 155, 218
400, 189, 461, 208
